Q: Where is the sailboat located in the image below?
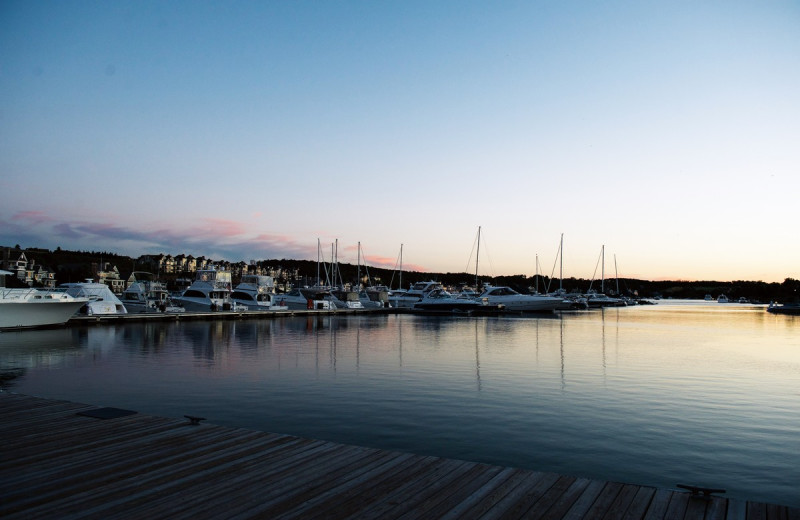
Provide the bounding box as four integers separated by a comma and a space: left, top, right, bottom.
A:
355, 242, 390, 308
585, 245, 624, 307
388, 244, 424, 308
542, 234, 587, 310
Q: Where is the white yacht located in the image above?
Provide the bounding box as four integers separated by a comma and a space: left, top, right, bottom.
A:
390, 281, 442, 308
478, 285, 562, 313
413, 288, 502, 314
584, 291, 625, 308
387, 289, 419, 309
121, 272, 183, 313
358, 286, 390, 309
331, 289, 364, 309
1, 270, 89, 330
230, 275, 287, 311
272, 287, 337, 310
173, 269, 240, 311
61, 282, 127, 315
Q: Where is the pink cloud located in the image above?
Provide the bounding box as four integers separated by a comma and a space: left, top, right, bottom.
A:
11, 211, 54, 225
198, 219, 247, 237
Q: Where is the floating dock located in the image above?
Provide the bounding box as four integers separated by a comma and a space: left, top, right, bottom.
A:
1, 393, 796, 519
67, 307, 395, 327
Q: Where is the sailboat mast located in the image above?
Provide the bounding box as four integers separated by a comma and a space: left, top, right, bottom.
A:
316, 239, 321, 287
475, 226, 481, 289
615, 254, 620, 295
601, 244, 605, 294
357, 241, 361, 290
399, 244, 403, 290
559, 233, 563, 292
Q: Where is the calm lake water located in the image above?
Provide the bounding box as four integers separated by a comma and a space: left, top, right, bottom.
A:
2, 301, 798, 507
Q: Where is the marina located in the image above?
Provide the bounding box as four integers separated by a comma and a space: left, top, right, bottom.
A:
1, 392, 796, 519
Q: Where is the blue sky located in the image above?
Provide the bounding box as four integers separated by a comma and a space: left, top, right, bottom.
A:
2, 1, 798, 282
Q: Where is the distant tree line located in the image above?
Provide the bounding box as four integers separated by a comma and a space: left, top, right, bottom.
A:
6, 245, 799, 302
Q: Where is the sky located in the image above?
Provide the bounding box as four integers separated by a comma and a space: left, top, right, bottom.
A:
1, 1, 798, 283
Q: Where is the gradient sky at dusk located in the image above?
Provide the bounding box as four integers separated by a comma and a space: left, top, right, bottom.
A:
2, 1, 798, 282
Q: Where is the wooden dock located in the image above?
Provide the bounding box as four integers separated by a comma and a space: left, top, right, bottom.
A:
1, 393, 796, 519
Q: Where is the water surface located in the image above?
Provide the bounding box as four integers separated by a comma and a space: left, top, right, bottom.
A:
1, 301, 798, 506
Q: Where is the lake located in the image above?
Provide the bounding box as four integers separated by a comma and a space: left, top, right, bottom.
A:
1, 301, 798, 507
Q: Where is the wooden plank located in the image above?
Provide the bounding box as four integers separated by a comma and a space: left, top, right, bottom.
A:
703, 497, 728, 520
601, 483, 641, 519
262, 452, 420, 520
182, 446, 406, 520
683, 496, 710, 520
99, 437, 340, 516
539, 477, 594, 520
498, 473, 569, 520
447, 468, 540, 520
299, 454, 446, 519
766, 503, 787, 520
9, 432, 313, 518
747, 501, 767, 520
580, 481, 624, 519
641, 488, 674, 520
434, 467, 521, 520
620, 485, 656, 520
351, 459, 478, 519
395, 463, 505, 520
662, 491, 690, 520
725, 499, 747, 520
2, 425, 274, 498
561, 478, 609, 520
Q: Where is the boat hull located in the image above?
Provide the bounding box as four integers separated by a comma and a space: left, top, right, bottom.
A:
0, 300, 87, 330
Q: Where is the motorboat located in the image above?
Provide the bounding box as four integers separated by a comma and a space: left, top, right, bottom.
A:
585, 292, 625, 308
388, 289, 421, 309
230, 275, 288, 311
391, 281, 443, 308
717, 294, 729, 303
767, 302, 800, 315
548, 289, 589, 310
121, 272, 183, 313
413, 288, 503, 314
60, 281, 127, 315
1, 271, 89, 329
478, 285, 561, 313
330, 289, 364, 309
173, 268, 242, 311
358, 286, 390, 309
272, 287, 337, 310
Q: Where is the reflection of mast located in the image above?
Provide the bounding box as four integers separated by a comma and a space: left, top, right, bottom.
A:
560, 316, 565, 392
601, 308, 607, 384
398, 315, 403, 367
474, 320, 482, 391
